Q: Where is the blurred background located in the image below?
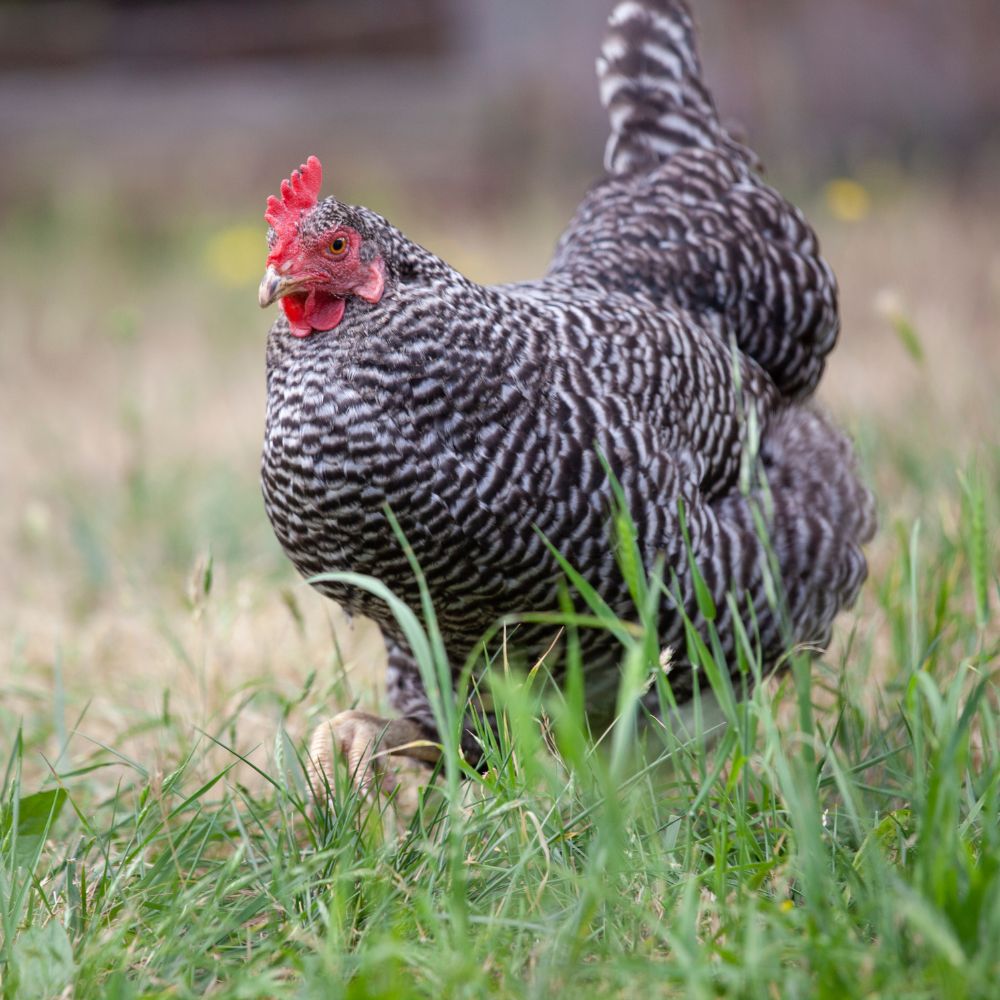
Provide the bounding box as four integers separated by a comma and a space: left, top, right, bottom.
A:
2, 0, 998, 770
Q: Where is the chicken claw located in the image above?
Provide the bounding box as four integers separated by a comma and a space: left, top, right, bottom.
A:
307, 709, 439, 803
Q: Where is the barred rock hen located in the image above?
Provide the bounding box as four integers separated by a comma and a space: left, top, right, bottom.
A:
258, 0, 874, 794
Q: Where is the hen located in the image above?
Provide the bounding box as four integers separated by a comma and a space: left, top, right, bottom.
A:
258, 0, 875, 794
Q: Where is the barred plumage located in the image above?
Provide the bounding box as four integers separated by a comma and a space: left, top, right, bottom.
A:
260, 0, 874, 761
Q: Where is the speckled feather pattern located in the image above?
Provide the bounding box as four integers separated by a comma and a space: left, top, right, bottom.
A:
261, 0, 875, 739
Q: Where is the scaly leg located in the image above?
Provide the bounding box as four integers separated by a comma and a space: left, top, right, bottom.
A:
307, 709, 440, 802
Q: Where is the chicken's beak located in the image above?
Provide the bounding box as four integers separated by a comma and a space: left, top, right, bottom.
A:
259, 266, 294, 308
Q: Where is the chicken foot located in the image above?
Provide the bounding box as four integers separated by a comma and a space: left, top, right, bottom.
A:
307, 710, 440, 803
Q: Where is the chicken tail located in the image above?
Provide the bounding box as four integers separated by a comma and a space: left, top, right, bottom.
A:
598, 0, 750, 175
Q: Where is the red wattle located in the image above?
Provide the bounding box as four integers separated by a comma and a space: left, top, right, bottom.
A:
281, 291, 346, 337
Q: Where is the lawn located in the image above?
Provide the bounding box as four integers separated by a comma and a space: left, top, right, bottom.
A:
2, 165, 999, 998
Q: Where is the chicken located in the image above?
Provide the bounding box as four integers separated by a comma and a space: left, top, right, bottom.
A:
258, 0, 875, 797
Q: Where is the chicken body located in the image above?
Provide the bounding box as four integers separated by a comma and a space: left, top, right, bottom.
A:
261, 0, 875, 756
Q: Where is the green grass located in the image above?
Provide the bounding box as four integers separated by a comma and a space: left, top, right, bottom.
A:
2, 183, 999, 997
2, 439, 998, 999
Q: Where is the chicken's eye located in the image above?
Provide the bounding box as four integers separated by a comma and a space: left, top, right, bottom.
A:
328, 237, 348, 256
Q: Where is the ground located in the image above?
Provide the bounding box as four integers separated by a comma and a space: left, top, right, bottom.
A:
1, 163, 999, 997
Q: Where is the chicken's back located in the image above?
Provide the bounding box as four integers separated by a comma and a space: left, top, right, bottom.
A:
542, 0, 874, 681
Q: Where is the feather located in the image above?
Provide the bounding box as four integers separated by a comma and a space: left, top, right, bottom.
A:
259, 1, 874, 750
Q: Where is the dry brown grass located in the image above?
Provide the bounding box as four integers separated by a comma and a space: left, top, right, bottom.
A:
2, 164, 998, 789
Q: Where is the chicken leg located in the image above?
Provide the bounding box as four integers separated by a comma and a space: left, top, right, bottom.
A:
307, 710, 440, 803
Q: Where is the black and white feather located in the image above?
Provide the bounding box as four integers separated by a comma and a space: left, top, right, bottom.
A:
261, 0, 875, 745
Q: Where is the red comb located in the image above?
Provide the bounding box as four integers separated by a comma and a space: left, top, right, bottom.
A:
265, 155, 323, 263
